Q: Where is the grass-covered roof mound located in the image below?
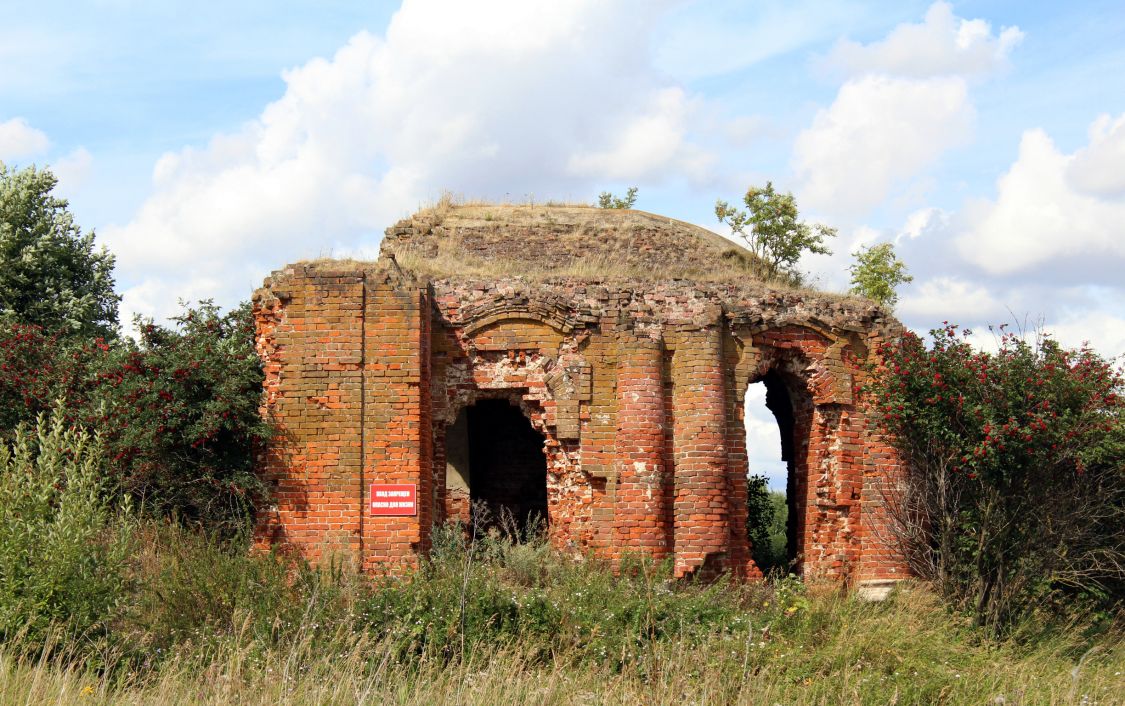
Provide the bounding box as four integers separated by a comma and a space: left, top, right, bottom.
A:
378, 203, 767, 282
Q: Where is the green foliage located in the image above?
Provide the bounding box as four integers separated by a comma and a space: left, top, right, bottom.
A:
848, 241, 913, 308
869, 324, 1125, 632
0, 325, 99, 434
89, 302, 270, 530
0, 302, 269, 532
0, 406, 132, 650
0, 163, 119, 339
3, 517, 1123, 703
597, 186, 637, 209
746, 475, 788, 574
715, 181, 835, 282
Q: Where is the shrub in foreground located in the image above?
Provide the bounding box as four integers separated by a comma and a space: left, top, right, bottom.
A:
0, 406, 131, 650
0, 301, 268, 531
869, 324, 1124, 632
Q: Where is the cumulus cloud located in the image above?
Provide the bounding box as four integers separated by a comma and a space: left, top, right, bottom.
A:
102, 0, 710, 324
1066, 113, 1125, 199
744, 383, 787, 489
51, 147, 93, 191
958, 116, 1125, 278
1043, 308, 1125, 358
823, 1, 1023, 79
793, 4, 1023, 220
897, 276, 1004, 321
0, 117, 50, 161
792, 75, 973, 217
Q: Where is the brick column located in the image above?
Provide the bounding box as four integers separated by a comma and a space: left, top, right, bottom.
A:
671, 324, 729, 576
362, 272, 433, 571
613, 332, 668, 559
252, 268, 365, 567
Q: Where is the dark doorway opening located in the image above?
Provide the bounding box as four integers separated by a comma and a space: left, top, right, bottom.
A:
745, 372, 799, 575
466, 399, 548, 538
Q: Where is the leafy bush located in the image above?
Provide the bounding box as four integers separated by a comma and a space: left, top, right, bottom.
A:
597, 187, 637, 209
869, 324, 1125, 632
0, 406, 132, 649
848, 241, 912, 309
88, 302, 269, 530
0, 301, 269, 531
0, 325, 99, 434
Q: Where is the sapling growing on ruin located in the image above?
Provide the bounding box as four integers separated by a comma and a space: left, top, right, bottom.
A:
715, 182, 835, 283
848, 241, 913, 309
597, 187, 638, 209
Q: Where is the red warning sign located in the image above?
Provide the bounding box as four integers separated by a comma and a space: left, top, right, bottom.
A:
369, 484, 417, 516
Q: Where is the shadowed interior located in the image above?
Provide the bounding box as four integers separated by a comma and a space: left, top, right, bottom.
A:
467, 399, 548, 537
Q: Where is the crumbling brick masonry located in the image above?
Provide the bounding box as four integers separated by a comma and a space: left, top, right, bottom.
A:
252, 205, 907, 590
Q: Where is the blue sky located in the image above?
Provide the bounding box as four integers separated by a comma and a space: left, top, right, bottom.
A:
2, 1, 1124, 486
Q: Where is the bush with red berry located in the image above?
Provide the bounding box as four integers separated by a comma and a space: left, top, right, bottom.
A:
868, 324, 1124, 632
0, 301, 269, 532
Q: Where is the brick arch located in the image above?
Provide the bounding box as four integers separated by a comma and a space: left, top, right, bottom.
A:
727, 324, 870, 580
431, 322, 593, 551
460, 302, 596, 338
439, 390, 554, 531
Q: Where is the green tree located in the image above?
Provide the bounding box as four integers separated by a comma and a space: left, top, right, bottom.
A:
746, 475, 789, 575
0, 163, 119, 338
715, 182, 835, 282
597, 186, 637, 209
848, 242, 913, 309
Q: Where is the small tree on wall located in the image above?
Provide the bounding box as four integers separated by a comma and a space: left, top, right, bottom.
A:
597, 187, 638, 209
848, 242, 913, 309
715, 182, 835, 283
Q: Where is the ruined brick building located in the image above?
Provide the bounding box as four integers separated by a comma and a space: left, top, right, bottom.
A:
253, 205, 907, 591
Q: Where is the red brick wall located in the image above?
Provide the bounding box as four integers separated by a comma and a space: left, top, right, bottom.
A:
255, 267, 909, 587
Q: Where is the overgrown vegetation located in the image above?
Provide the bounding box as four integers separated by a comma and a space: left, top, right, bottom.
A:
0, 426, 1120, 704
0, 304, 269, 531
0, 406, 132, 651
869, 324, 1125, 634
746, 475, 788, 575
0, 165, 268, 531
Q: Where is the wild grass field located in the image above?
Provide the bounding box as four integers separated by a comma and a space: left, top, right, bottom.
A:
1, 518, 1121, 706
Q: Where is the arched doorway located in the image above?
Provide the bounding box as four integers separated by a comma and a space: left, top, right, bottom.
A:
744, 370, 809, 575
456, 398, 549, 538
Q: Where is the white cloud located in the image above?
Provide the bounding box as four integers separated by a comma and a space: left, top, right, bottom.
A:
792, 75, 973, 217
654, 0, 869, 80
102, 0, 710, 324
744, 383, 788, 490
897, 276, 1003, 321
897, 206, 949, 242
823, 1, 1023, 79
0, 117, 50, 161
1067, 113, 1125, 199
51, 147, 93, 191
567, 88, 712, 181
959, 117, 1125, 277
1043, 309, 1125, 358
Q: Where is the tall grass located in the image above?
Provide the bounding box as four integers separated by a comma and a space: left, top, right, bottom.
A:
0, 413, 1121, 704
1, 521, 1121, 704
